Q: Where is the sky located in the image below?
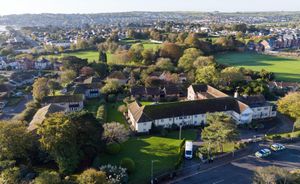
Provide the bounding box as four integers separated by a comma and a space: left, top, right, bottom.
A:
1, 0, 300, 15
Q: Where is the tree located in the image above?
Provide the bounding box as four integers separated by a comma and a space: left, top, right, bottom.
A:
0, 120, 34, 160
77, 169, 107, 184
32, 77, 49, 101
34, 171, 61, 184
60, 69, 76, 84
102, 122, 130, 144
159, 42, 182, 62
193, 56, 215, 68
99, 51, 107, 63
37, 113, 80, 174
155, 58, 175, 71
220, 67, 244, 86
61, 56, 88, 73
120, 158, 135, 174
48, 80, 61, 96
178, 48, 203, 71
253, 166, 297, 184
195, 65, 220, 85
80, 66, 95, 77
101, 80, 120, 95
0, 167, 21, 184
142, 48, 155, 65
89, 62, 108, 78
201, 113, 239, 153
184, 33, 201, 48
96, 105, 106, 121
278, 92, 300, 119
128, 43, 144, 63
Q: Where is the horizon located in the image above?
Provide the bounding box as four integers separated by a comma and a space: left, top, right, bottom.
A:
1, 0, 300, 15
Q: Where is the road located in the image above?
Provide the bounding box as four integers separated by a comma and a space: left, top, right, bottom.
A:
0, 95, 32, 120
172, 142, 300, 184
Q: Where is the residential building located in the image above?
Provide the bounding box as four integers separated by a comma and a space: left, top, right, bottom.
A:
35, 58, 52, 70
41, 94, 84, 112
187, 84, 228, 100
107, 71, 127, 85
128, 97, 253, 133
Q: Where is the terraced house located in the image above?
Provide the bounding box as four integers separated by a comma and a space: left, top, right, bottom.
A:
128, 84, 277, 133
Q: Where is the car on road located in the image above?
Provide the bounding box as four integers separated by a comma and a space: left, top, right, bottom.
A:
270, 143, 286, 151
255, 149, 271, 158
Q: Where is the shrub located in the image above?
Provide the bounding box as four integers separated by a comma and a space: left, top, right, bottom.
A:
96, 104, 106, 121
77, 168, 107, 184
99, 165, 128, 184
271, 135, 282, 140
120, 158, 135, 174
34, 171, 61, 184
0, 167, 21, 184
106, 143, 121, 155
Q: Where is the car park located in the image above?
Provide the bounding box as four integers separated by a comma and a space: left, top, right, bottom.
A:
255, 148, 271, 158
270, 143, 286, 151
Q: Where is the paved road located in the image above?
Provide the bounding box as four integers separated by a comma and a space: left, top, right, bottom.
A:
0, 95, 32, 120
173, 142, 300, 184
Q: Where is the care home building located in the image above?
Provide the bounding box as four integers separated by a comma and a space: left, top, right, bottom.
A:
128, 97, 253, 133
128, 84, 277, 133
41, 94, 84, 112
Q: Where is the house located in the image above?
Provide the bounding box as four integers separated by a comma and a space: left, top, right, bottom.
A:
73, 83, 103, 98
41, 94, 84, 112
128, 97, 253, 133
9, 72, 36, 87
268, 81, 299, 92
73, 76, 103, 98
28, 104, 66, 131
130, 86, 146, 99
187, 84, 228, 100
35, 58, 52, 70
237, 95, 277, 119
0, 57, 7, 70
15, 58, 34, 70
107, 71, 127, 85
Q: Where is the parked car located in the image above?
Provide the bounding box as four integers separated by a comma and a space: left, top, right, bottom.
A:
185, 141, 193, 159
255, 149, 271, 158
270, 143, 286, 151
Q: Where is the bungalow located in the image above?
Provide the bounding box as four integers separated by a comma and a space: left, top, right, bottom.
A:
128, 97, 253, 133
73, 83, 103, 98
28, 104, 66, 131
268, 81, 299, 92
107, 71, 127, 85
0, 58, 7, 70
41, 94, 84, 112
9, 72, 36, 87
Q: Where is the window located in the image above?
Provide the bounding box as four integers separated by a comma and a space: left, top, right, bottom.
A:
194, 115, 197, 118
257, 108, 262, 111
161, 119, 164, 122
169, 118, 172, 121
143, 123, 146, 126
264, 107, 269, 110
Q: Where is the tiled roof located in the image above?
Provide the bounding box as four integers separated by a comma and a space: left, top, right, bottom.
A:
128, 97, 249, 123
42, 94, 84, 104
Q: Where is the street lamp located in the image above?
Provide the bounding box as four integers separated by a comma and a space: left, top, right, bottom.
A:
179, 122, 183, 140
151, 160, 159, 184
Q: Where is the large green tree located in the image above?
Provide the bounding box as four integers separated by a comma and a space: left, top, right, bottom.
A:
37, 113, 80, 174
201, 113, 239, 153
61, 56, 88, 73
32, 77, 49, 101
178, 48, 203, 72
195, 65, 220, 85
0, 120, 34, 160
278, 92, 300, 119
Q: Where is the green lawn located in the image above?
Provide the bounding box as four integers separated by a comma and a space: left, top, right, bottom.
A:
43, 50, 100, 62
216, 52, 300, 82
106, 102, 127, 125
84, 98, 103, 115
166, 129, 198, 141
99, 136, 183, 184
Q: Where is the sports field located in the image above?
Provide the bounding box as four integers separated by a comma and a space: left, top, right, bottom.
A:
216, 52, 300, 82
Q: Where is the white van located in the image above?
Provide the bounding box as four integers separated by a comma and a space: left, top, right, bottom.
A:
185, 141, 193, 159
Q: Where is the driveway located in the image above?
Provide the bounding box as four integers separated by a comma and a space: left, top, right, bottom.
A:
0, 94, 33, 120
171, 142, 300, 184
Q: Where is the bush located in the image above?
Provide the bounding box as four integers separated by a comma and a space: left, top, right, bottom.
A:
0, 167, 21, 184
96, 104, 106, 121
99, 165, 128, 184
77, 168, 107, 184
34, 171, 61, 184
0, 160, 16, 172
106, 143, 121, 155
271, 135, 282, 140
120, 158, 135, 174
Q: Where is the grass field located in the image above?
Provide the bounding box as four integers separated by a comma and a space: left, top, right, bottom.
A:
99, 130, 197, 183
216, 52, 300, 82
